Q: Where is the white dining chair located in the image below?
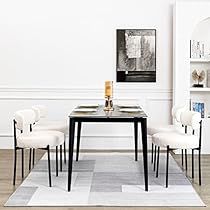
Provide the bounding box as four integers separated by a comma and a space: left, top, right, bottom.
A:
152, 110, 202, 187
31, 105, 68, 171
148, 105, 187, 170
13, 109, 65, 187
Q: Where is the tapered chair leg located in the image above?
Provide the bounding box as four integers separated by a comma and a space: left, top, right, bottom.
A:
181, 149, 184, 167
198, 149, 202, 185
21, 148, 24, 180
166, 146, 169, 188
64, 140, 66, 164
47, 146, 52, 187
192, 149, 194, 179
151, 143, 154, 163
13, 149, 17, 185
156, 146, 160, 178
185, 149, 187, 170
56, 146, 58, 177
153, 145, 157, 171
29, 148, 32, 171
60, 145, 62, 172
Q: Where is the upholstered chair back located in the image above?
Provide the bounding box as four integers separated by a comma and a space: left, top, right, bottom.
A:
32, 105, 47, 119
180, 110, 201, 130
14, 109, 36, 132
31, 106, 41, 122
171, 105, 187, 122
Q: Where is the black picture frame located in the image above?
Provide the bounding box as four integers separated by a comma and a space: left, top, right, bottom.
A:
116, 29, 156, 82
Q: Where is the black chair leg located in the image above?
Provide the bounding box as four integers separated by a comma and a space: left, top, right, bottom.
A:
198, 149, 201, 185
56, 146, 58, 177
32, 149, 35, 167
156, 146, 160, 178
192, 149, 194, 179
47, 146, 52, 187
64, 140, 66, 164
29, 148, 32, 171
151, 143, 154, 163
181, 149, 184, 167
60, 145, 62, 172
166, 146, 169, 188
21, 148, 24, 180
13, 149, 17, 185
185, 149, 187, 171
153, 145, 157, 171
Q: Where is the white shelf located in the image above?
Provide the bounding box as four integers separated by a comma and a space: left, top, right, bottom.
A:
190, 87, 210, 92
190, 58, 210, 63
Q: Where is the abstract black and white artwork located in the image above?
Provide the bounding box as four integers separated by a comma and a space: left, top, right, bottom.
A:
116, 29, 156, 82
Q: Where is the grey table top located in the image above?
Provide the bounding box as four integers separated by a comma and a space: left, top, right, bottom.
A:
69, 105, 147, 119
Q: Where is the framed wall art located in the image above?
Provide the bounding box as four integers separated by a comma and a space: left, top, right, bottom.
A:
116, 29, 156, 82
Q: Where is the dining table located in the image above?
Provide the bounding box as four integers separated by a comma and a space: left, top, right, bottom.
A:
67, 104, 148, 192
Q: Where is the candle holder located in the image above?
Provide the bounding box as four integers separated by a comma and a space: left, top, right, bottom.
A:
104, 96, 114, 111
104, 81, 114, 111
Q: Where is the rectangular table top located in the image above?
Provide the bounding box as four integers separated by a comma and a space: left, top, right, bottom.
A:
69, 105, 147, 119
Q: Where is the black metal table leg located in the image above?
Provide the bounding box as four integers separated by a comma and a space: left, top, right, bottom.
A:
134, 120, 138, 161
76, 121, 82, 161
68, 118, 75, 192
141, 118, 148, 191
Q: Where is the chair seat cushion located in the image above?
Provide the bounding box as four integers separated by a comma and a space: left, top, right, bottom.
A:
17, 130, 64, 149
33, 120, 68, 134
152, 132, 199, 149
147, 124, 183, 136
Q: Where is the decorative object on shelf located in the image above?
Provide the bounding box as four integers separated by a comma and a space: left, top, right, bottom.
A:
192, 69, 205, 87
191, 100, 205, 118
104, 81, 114, 111
207, 70, 210, 87
116, 29, 156, 82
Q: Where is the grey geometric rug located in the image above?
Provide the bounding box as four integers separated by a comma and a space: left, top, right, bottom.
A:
5, 152, 205, 207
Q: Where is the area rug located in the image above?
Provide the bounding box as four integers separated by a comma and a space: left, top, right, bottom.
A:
5, 152, 205, 207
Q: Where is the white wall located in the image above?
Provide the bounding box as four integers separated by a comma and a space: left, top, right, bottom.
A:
0, 0, 174, 149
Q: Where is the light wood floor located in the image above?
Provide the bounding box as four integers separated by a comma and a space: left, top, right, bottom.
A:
0, 149, 210, 210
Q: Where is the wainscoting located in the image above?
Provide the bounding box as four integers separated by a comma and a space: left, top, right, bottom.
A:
0, 87, 172, 149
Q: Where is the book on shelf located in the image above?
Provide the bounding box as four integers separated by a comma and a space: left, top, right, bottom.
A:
191, 101, 205, 118
190, 40, 205, 59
